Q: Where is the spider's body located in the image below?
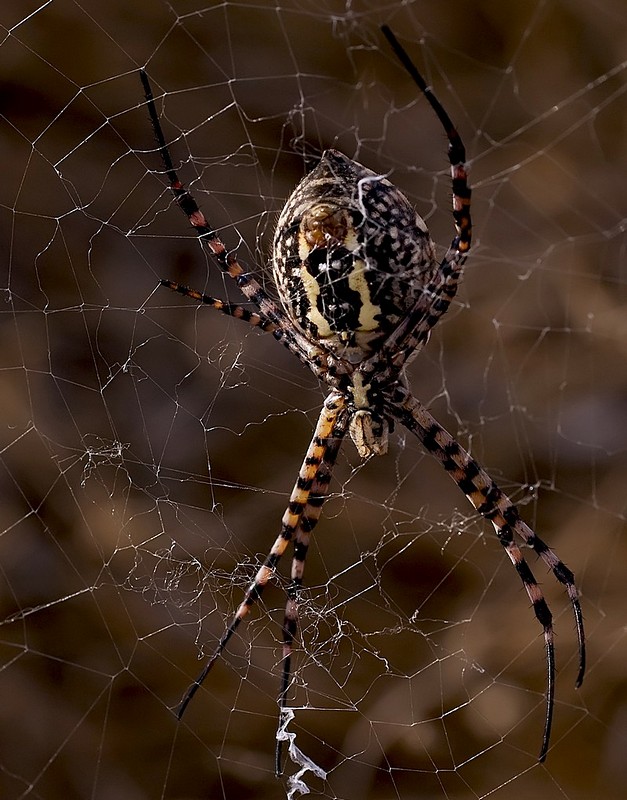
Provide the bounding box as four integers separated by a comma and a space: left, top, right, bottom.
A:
141, 25, 585, 778
273, 148, 437, 457
273, 149, 436, 364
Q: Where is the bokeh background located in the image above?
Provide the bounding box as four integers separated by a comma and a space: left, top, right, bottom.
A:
1, 1, 626, 798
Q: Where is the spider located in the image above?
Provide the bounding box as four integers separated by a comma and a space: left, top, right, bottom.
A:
141, 26, 585, 775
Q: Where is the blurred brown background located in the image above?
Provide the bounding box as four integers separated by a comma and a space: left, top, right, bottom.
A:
1, 1, 626, 798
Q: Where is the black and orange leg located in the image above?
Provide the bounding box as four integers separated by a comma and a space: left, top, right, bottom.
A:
381, 26, 471, 256
175, 392, 347, 719
160, 279, 279, 332
275, 407, 349, 776
508, 516, 585, 686
386, 386, 585, 761
364, 28, 472, 377
140, 71, 326, 373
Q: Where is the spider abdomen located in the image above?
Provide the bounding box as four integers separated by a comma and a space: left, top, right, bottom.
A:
273, 149, 437, 363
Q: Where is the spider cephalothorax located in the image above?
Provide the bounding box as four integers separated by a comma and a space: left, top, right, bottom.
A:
142, 24, 585, 778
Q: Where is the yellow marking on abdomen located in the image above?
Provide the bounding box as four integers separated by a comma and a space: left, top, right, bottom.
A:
347, 260, 380, 331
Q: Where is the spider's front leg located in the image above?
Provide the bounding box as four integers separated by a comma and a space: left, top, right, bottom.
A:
276, 403, 348, 776
385, 385, 585, 761
175, 393, 348, 723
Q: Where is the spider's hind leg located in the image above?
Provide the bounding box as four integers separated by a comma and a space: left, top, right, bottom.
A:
141, 70, 322, 372
161, 279, 279, 332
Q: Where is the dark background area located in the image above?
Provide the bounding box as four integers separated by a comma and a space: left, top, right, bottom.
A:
1, 1, 626, 798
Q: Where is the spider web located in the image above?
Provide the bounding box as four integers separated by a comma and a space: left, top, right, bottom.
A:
1, 1, 626, 798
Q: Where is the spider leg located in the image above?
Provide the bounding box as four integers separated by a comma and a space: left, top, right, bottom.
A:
504, 513, 585, 689
385, 386, 585, 761
140, 71, 335, 379
381, 27, 471, 255
159, 277, 339, 381
362, 251, 467, 383
175, 392, 347, 720
360, 28, 472, 379
275, 408, 349, 776
161, 279, 278, 332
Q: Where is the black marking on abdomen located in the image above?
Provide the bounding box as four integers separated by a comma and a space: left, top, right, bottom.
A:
305, 247, 362, 333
